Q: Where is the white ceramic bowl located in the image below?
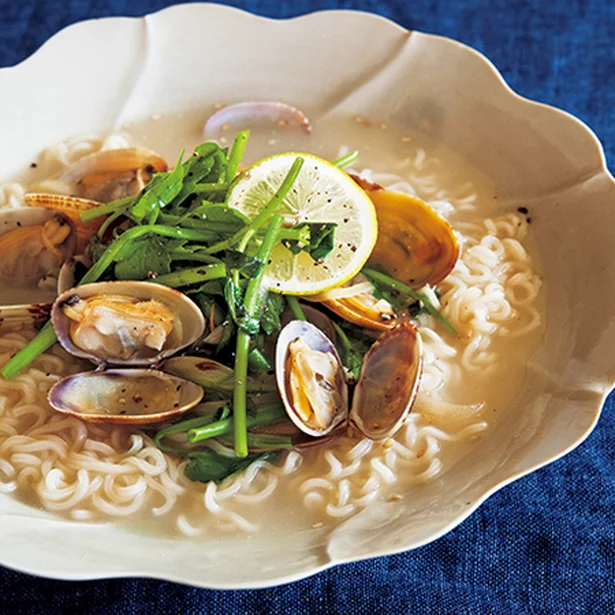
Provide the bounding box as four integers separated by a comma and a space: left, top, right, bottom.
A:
0, 4, 614, 589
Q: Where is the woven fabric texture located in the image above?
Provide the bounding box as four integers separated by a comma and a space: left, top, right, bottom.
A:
0, 1, 613, 613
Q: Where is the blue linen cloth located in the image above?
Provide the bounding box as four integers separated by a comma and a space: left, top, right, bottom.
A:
0, 0, 613, 612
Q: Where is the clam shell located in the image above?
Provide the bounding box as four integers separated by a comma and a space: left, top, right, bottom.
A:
24, 193, 104, 254
0, 207, 76, 330
280, 303, 338, 343
308, 274, 396, 331
275, 320, 348, 438
51, 281, 205, 366
365, 187, 460, 288
349, 323, 423, 440
48, 368, 203, 425
60, 147, 168, 203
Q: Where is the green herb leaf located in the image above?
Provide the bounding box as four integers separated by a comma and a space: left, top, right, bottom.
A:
114, 235, 172, 280
193, 203, 249, 227
222, 250, 264, 278
184, 450, 279, 485
248, 345, 272, 374
130, 156, 187, 223
224, 278, 260, 335
282, 222, 337, 262
260, 294, 285, 335
216, 319, 235, 354
190, 279, 227, 296
167, 144, 219, 210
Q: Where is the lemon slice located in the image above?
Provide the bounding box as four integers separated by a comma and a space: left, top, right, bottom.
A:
227, 153, 378, 295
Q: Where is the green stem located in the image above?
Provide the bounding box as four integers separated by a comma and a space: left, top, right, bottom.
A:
248, 348, 271, 374
233, 215, 284, 457
80, 225, 226, 285
333, 150, 359, 168
79, 195, 135, 222
286, 296, 306, 320
278, 227, 310, 243
154, 407, 229, 454
193, 182, 231, 193
96, 208, 126, 239
203, 156, 304, 254
362, 268, 457, 335
218, 432, 293, 451
232, 332, 251, 456
159, 216, 236, 238
169, 252, 222, 265
226, 130, 250, 182
188, 403, 285, 444
1, 321, 57, 380
332, 321, 351, 351
152, 263, 226, 288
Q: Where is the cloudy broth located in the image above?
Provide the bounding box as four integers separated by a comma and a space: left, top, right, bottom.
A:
116, 109, 545, 535
0, 108, 545, 537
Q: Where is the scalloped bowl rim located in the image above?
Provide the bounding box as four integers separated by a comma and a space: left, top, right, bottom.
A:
0, 3, 613, 589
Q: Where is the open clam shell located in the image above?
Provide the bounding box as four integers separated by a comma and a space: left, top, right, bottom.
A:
275, 320, 423, 444
0, 207, 76, 330
275, 320, 348, 438
51, 281, 205, 366
280, 303, 338, 343
350, 322, 423, 440
24, 193, 105, 254
48, 368, 203, 425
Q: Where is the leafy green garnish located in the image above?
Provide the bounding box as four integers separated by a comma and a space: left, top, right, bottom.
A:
187, 203, 249, 231
184, 450, 279, 485
282, 222, 337, 262
248, 345, 272, 374
114, 235, 172, 280
129, 155, 186, 223
192, 279, 227, 296
260, 294, 285, 335
363, 267, 456, 335
222, 250, 264, 278
333, 321, 372, 382
224, 278, 261, 335
167, 143, 221, 209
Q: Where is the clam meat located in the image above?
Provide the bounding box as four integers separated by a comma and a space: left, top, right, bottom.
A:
52, 281, 205, 366
275, 320, 348, 437
0, 208, 75, 282
62, 295, 175, 361
0, 208, 76, 330
287, 337, 345, 431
